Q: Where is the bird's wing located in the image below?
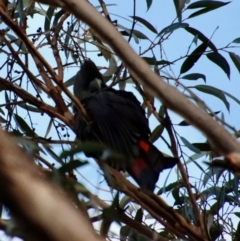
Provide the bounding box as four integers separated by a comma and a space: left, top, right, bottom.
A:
84, 89, 150, 162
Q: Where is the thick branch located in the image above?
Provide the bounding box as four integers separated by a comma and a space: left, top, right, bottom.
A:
0, 128, 103, 241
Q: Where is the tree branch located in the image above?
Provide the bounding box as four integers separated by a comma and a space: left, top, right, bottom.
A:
0, 128, 104, 241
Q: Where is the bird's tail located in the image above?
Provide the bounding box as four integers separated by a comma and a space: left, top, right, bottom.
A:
128, 140, 178, 192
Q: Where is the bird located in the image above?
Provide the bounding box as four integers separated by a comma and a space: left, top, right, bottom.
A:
73, 59, 178, 192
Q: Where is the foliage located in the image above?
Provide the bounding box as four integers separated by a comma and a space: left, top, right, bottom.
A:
0, 0, 239, 241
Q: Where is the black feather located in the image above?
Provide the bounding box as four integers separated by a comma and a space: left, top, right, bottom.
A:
73, 59, 178, 191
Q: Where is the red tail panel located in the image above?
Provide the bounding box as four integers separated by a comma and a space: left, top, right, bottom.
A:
128, 139, 178, 192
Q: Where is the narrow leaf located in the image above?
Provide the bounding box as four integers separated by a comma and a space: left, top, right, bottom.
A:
194, 85, 230, 111
44, 6, 55, 31
44, 119, 53, 138
149, 124, 164, 143
64, 20, 77, 59
192, 142, 211, 152
187, 1, 230, 9
185, 27, 217, 52
59, 160, 88, 174
206, 52, 230, 79
187, 1, 230, 19
158, 180, 184, 195
173, 0, 184, 22
180, 41, 208, 74
229, 52, 240, 74
43, 145, 63, 164
157, 23, 189, 38
134, 208, 143, 222
180, 136, 201, 153
182, 73, 206, 82
222, 90, 240, 106
53, 9, 65, 26
13, 114, 36, 137
17, 0, 24, 21
19, 103, 41, 112
130, 16, 157, 34
146, 0, 153, 11
142, 57, 172, 66
232, 38, 240, 44
131, 29, 149, 40
6, 34, 26, 51
120, 226, 131, 241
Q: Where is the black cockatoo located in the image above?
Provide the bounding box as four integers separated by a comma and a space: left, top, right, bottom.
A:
73, 59, 178, 191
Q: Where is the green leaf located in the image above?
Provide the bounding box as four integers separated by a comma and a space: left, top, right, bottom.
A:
186, 153, 208, 166
192, 34, 198, 46
172, 186, 186, 205
157, 22, 189, 38
234, 212, 240, 218
134, 208, 143, 223
180, 136, 201, 153
131, 29, 149, 40
203, 166, 224, 186
232, 37, 240, 44
146, 0, 153, 11
158, 180, 184, 195
13, 114, 36, 137
43, 144, 63, 164
186, 1, 230, 19
149, 124, 164, 143
27, 2, 36, 18
58, 160, 88, 174
119, 25, 139, 44
44, 119, 53, 138
60, 142, 105, 158
194, 85, 230, 111
0, 116, 7, 123
182, 73, 206, 82
17, 0, 24, 21
60, 142, 124, 161
53, 9, 65, 26
185, 27, 217, 52
120, 226, 131, 241
45, 6, 56, 43
19, 103, 41, 113
142, 57, 172, 66
173, 0, 182, 22
130, 16, 157, 34
235, 222, 240, 241
222, 90, 240, 106
180, 41, 208, 74
5, 92, 10, 104
44, 6, 55, 31
192, 142, 211, 152
229, 52, 240, 74
210, 222, 224, 241
64, 20, 78, 59
0, 107, 5, 115
6, 34, 26, 51
206, 52, 230, 79
187, 1, 230, 9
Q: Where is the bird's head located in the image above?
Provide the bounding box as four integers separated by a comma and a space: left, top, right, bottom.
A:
73, 59, 105, 100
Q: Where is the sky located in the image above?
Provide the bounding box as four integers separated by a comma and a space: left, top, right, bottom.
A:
0, 0, 240, 240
